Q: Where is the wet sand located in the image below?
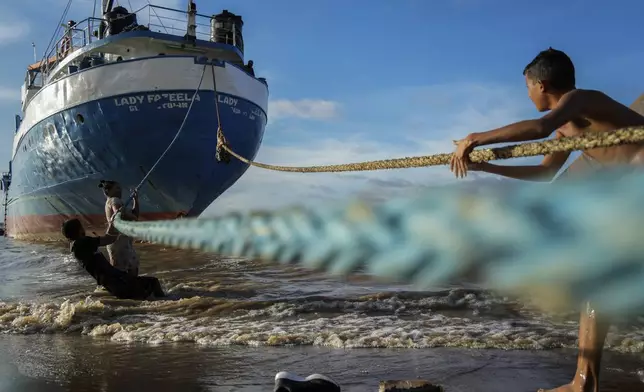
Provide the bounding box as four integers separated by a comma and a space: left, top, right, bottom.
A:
0, 334, 643, 392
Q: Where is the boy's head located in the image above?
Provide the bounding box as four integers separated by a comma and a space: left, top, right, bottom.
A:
61, 218, 85, 241
523, 48, 576, 112
98, 180, 121, 197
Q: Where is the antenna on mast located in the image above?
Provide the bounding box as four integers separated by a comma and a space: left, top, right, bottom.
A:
102, 0, 114, 14
31, 42, 37, 63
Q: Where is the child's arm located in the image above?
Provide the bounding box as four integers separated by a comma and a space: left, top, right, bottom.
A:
470, 130, 571, 181
473, 150, 571, 182
73, 234, 118, 259
466, 89, 587, 146
110, 197, 138, 221
98, 233, 119, 247
131, 190, 140, 219
451, 90, 591, 178
98, 222, 119, 246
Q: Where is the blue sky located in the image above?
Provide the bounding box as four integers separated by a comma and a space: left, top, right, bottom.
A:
1, 0, 643, 213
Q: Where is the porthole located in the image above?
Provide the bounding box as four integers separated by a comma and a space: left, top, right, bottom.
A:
75, 114, 85, 124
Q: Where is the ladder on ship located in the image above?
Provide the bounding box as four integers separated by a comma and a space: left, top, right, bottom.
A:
1, 166, 11, 237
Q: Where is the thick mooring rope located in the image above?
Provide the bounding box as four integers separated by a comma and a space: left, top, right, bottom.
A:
113, 62, 644, 316
218, 126, 644, 173
114, 169, 644, 317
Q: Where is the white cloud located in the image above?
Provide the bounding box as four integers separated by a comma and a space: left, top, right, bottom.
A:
0, 21, 30, 46
269, 99, 341, 121
0, 87, 18, 102
205, 82, 538, 215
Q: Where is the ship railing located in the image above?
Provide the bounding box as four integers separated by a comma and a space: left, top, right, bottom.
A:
40, 3, 241, 78
41, 17, 103, 76
144, 4, 223, 44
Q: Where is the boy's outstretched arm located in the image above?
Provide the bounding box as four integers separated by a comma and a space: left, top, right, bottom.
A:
98, 223, 119, 246
131, 189, 140, 218
469, 89, 586, 145
472, 149, 571, 182
451, 89, 588, 178
110, 198, 138, 221
132, 200, 139, 219
99, 234, 118, 246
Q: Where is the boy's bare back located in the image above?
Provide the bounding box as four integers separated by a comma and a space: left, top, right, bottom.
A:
555, 89, 644, 165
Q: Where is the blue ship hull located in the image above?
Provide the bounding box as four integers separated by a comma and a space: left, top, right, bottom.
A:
7, 88, 266, 240
4, 4, 269, 240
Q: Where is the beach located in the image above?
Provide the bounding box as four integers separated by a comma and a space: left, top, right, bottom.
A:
1, 237, 643, 391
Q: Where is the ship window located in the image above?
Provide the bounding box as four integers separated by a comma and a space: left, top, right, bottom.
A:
75, 114, 84, 124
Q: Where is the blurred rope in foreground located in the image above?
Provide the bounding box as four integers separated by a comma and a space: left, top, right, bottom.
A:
114, 169, 644, 317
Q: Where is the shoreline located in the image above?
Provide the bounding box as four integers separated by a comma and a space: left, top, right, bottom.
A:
1, 335, 642, 392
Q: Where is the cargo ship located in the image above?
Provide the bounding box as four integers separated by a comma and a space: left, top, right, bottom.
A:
3, 0, 268, 240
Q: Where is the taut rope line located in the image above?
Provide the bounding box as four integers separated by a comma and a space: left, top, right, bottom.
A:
216, 126, 644, 173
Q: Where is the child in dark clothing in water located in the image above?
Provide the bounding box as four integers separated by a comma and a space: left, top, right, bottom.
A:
62, 218, 165, 300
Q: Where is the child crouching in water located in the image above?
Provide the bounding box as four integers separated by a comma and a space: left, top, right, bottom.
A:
62, 218, 165, 300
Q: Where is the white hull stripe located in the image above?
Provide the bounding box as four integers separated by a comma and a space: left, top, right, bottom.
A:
14, 56, 269, 157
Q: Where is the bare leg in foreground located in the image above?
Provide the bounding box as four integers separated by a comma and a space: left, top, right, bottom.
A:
539, 302, 609, 392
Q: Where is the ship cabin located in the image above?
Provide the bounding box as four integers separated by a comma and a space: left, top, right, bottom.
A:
19, 0, 262, 113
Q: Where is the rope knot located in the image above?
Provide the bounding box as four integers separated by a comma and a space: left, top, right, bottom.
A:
216, 126, 232, 164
